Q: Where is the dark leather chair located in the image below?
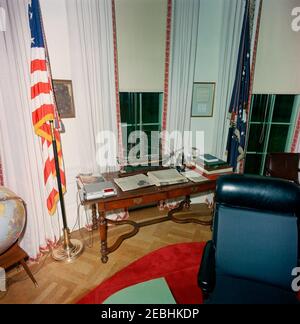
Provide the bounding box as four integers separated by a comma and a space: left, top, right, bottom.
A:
265, 153, 300, 184
198, 174, 300, 304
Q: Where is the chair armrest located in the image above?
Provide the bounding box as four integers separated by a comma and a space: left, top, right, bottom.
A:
198, 240, 216, 295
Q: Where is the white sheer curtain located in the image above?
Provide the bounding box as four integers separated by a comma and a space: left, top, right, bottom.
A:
66, 0, 119, 174
66, 0, 127, 221
166, 0, 200, 153
0, 0, 61, 259
212, 0, 245, 160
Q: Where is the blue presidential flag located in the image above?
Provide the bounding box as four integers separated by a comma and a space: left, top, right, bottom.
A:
226, 0, 251, 171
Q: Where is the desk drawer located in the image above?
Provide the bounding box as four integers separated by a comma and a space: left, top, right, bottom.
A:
167, 183, 215, 199
103, 192, 168, 211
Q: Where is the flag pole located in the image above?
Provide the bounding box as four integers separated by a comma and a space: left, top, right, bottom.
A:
50, 121, 84, 262
33, 0, 83, 262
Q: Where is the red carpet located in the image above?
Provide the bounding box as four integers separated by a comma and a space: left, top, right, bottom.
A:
77, 242, 300, 304
77, 242, 205, 304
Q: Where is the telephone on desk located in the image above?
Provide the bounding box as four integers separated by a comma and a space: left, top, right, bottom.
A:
77, 173, 117, 201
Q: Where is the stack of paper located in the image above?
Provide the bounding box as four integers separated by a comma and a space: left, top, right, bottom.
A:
180, 170, 208, 183
192, 154, 233, 175
147, 169, 188, 187
114, 174, 154, 192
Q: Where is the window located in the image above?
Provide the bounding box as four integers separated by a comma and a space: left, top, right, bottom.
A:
120, 92, 163, 161
244, 94, 299, 175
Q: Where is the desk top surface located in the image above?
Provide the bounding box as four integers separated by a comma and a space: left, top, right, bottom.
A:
81, 170, 221, 206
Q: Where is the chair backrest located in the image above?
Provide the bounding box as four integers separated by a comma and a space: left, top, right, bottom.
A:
265, 153, 300, 184
213, 174, 300, 290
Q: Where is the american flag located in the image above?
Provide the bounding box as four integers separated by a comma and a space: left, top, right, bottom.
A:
29, 0, 66, 215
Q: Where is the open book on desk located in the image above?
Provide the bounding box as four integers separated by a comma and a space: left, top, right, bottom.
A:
147, 169, 188, 187
114, 174, 155, 192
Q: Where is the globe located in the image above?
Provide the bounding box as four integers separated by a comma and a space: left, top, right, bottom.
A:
0, 187, 26, 255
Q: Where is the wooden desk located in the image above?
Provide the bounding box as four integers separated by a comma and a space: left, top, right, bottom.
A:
82, 172, 217, 263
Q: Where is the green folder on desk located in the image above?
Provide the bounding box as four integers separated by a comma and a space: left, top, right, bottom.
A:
103, 278, 176, 304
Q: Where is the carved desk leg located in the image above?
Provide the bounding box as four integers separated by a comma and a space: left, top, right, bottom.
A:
184, 195, 191, 209
91, 204, 98, 230
99, 210, 109, 263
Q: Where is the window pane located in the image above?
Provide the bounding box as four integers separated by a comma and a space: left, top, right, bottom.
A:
142, 93, 161, 124
251, 95, 269, 123
267, 125, 289, 152
120, 93, 132, 124
247, 124, 266, 153
120, 92, 162, 159
124, 126, 136, 154
120, 93, 140, 125
142, 125, 161, 155
244, 154, 263, 175
272, 95, 294, 123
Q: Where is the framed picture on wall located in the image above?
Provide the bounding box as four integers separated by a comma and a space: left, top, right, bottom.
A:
53, 79, 75, 118
191, 82, 215, 117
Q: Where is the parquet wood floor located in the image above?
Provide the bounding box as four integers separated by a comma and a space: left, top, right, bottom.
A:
0, 204, 212, 304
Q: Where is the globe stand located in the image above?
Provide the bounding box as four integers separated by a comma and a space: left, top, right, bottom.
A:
51, 228, 84, 263
0, 242, 38, 287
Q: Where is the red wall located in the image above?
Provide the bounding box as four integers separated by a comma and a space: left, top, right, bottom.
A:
0, 158, 3, 186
